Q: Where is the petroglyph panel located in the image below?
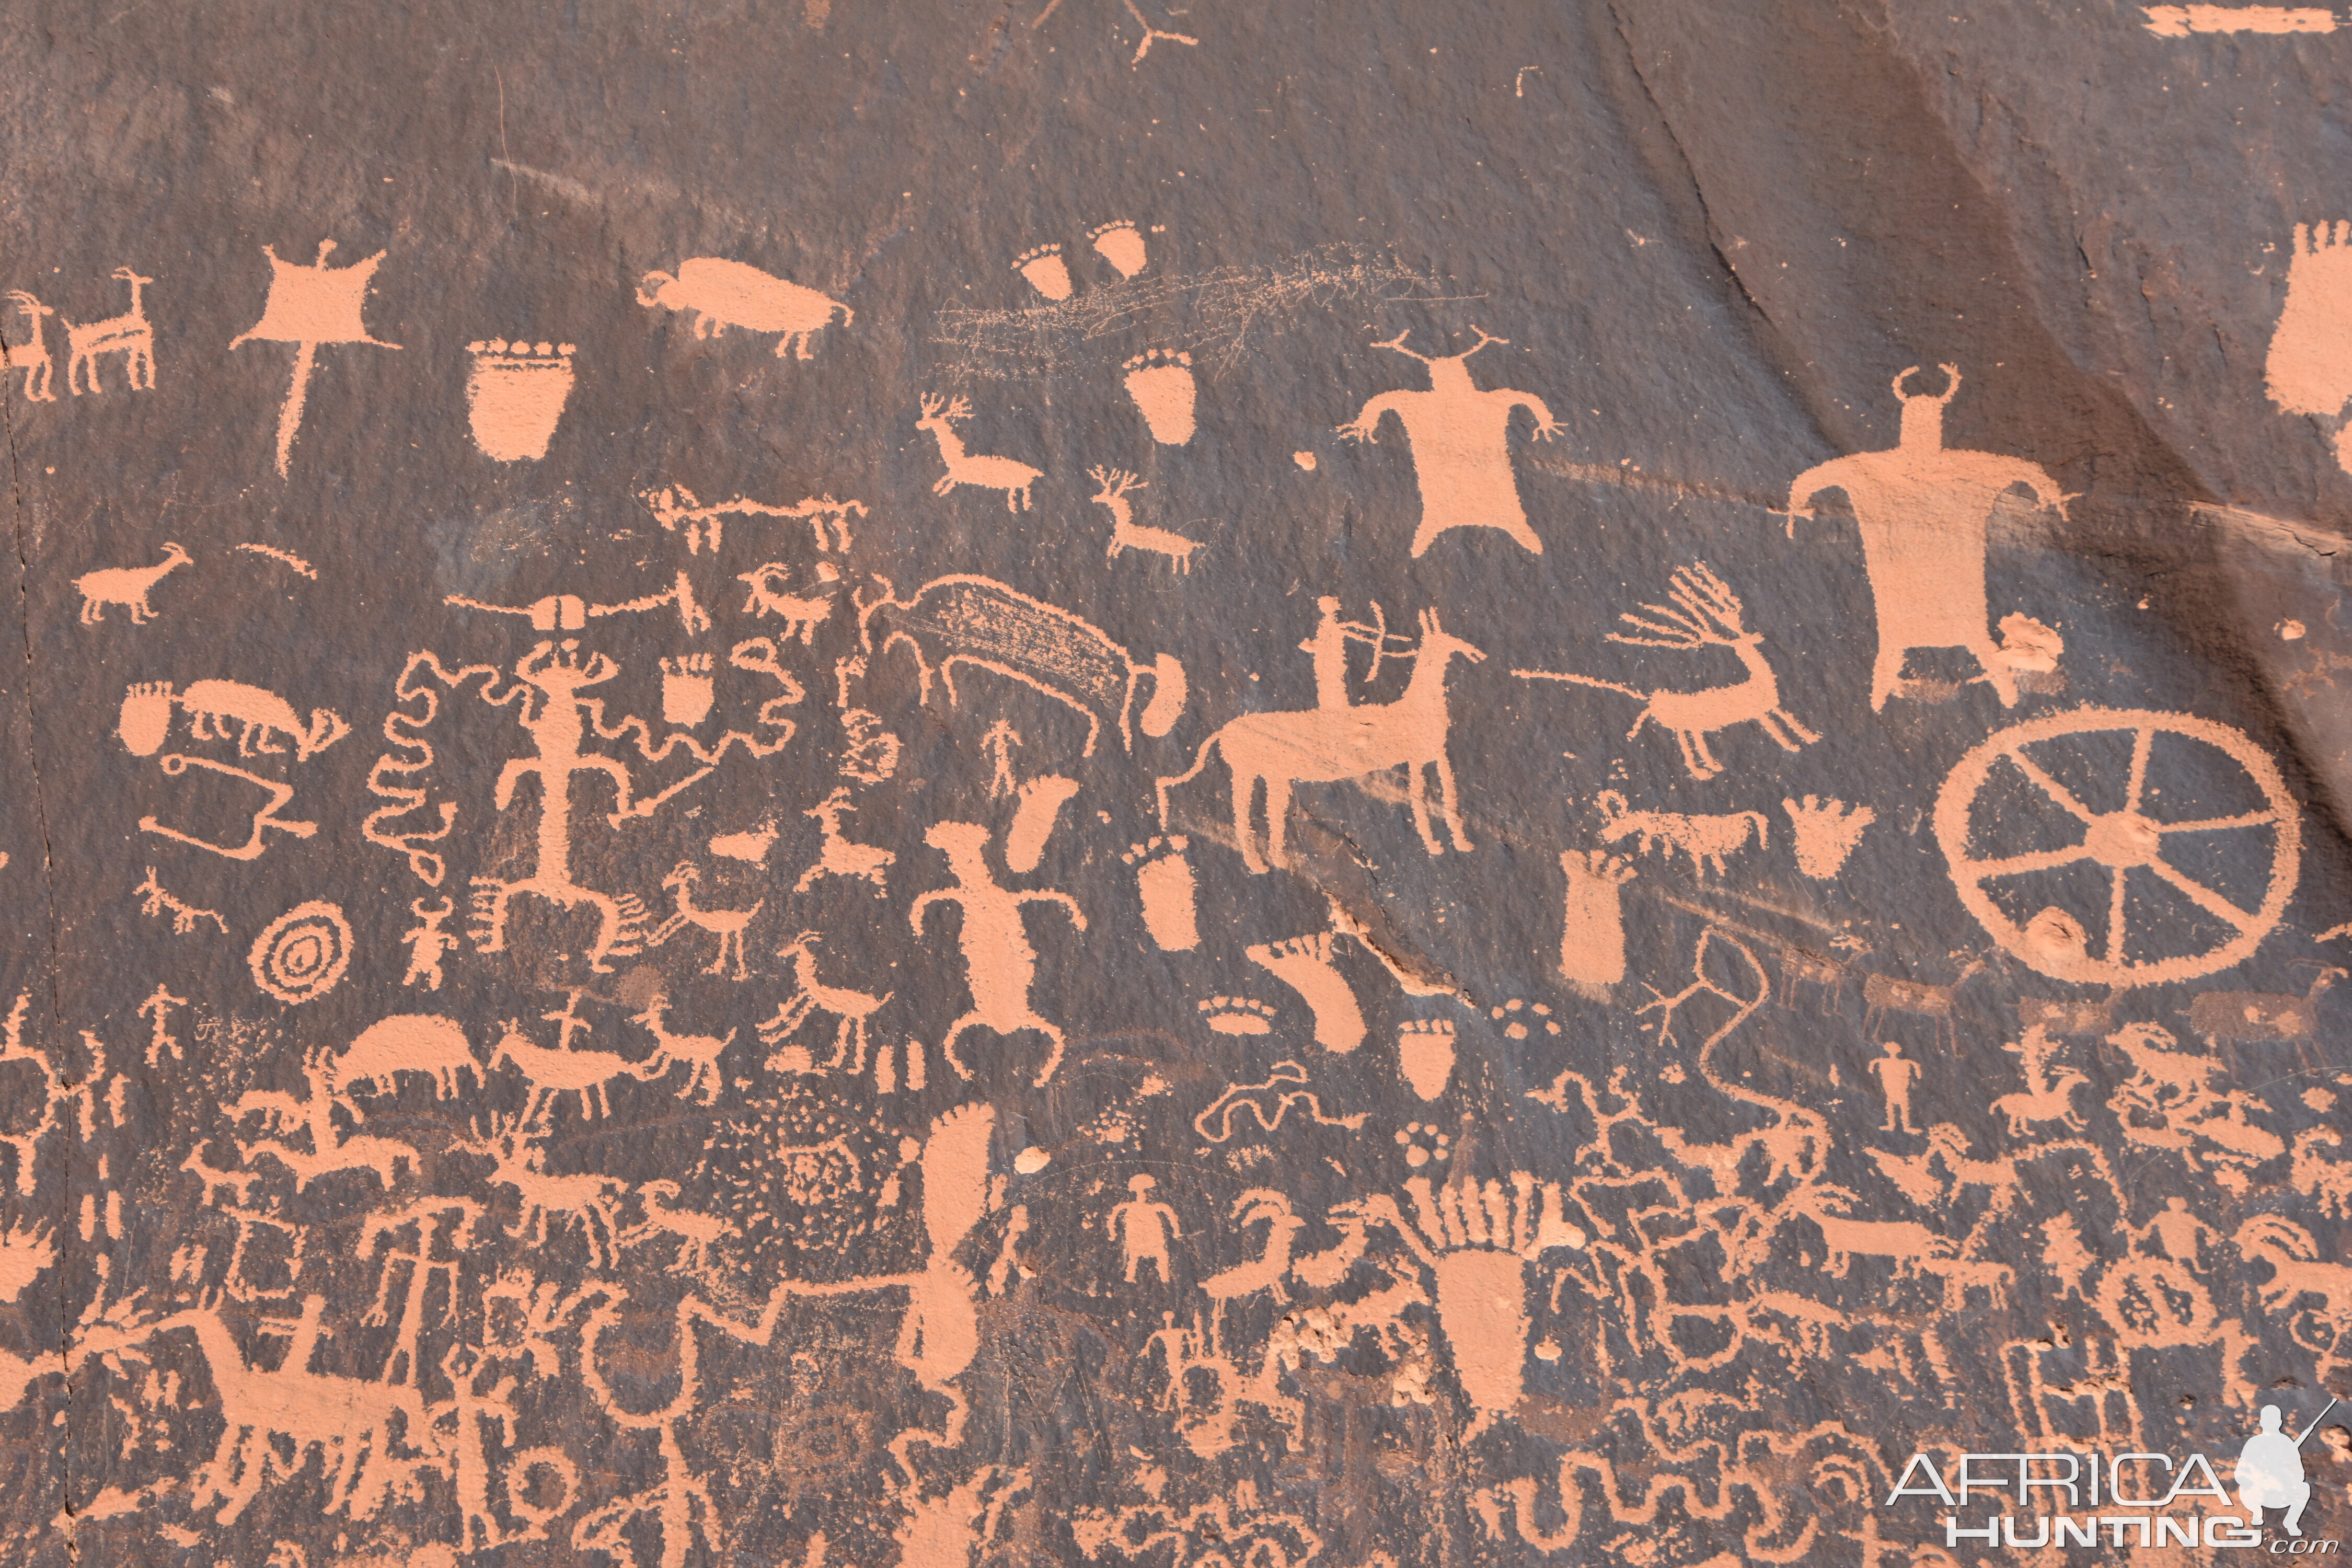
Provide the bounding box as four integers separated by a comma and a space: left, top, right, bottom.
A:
3, 4, 2351, 1566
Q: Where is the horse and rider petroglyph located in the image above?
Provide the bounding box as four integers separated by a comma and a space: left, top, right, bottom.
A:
1157, 608, 1483, 873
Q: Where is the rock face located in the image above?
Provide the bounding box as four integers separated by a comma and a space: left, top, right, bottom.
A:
3, 3, 2350, 1565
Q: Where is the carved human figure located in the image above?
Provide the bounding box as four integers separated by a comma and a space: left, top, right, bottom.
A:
470, 639, 644, 971
1111, 1173, 1182, 1284
912, 821, 1085, 1086
1869, 1041, 1920, 1134
1785, 364, 2067, 709
1297, 596, 1393, 711
2146, 1195, 2212, 1273
1156, 609, 1483, 873
1338, 327, 1560, 557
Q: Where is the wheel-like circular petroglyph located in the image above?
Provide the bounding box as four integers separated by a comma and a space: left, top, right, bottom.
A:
1934, 708, 2300, 987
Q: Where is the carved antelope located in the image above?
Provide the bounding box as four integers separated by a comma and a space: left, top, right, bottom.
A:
917, 394, 1041, 512
1784, 1184, 1961, 1280
166, 1296, 431, 1524
795, 787, 893, 894
1593, 792, 1766, 879
64, 267, 155, 395
2188, 967, 2344, 1047
463, 1114, 627, 1267
738, 560, 842, 644
75, 541, 192, 625
228, 1049, 423, 1195
630, 993, 735, 1104
763, 931, 893, 1073
621, 1178, 732, 1276
1861, 959, 1985, 1051
490, 1019, 655, 1125
3, 291, 55, 401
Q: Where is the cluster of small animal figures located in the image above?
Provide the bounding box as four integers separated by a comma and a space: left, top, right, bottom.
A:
8, 113, 2351, 1568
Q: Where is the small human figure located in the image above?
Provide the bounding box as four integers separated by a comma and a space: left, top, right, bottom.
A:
401, 897, 457, 991
1110, 1173, 1181, 1284
2238, 1404, 2315, 1536
1869, 1041, 1920, 1133
2145, 1196, 2212, 1273
1303, 597, 1353, 710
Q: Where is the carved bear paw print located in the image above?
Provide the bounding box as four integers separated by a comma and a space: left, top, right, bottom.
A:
1396, 1121, 1451, 1169
1490, 998, 1560, 1041
1013, 243, 1072, 301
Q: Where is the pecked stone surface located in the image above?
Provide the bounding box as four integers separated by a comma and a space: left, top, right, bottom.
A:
0, 2, 2348, 1564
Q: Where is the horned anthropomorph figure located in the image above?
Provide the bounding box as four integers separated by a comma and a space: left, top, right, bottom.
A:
1784, 364, 2067, 710
1338, 327, 1561, 558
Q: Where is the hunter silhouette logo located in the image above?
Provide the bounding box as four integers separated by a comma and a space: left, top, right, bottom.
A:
2241, 1398, 2335, 1539
1885, 1394, 2339, 1550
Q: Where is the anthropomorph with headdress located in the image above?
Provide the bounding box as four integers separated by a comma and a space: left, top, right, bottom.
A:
1784, 364, 2068, 711
1338, 327, 1562, 558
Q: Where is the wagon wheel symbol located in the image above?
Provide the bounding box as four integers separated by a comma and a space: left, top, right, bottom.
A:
1933, 708, 2300, 987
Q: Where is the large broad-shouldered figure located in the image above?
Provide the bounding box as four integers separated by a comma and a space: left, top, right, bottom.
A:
1785, 364, 2066, 710
1339, 327, 1560, 557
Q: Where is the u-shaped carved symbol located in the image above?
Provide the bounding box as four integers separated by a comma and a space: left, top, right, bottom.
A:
139, 753, 318, 860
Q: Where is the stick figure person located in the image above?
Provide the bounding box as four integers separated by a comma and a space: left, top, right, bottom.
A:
1111, 1173, 1181, 1283
1870, 1041, 1920, 1133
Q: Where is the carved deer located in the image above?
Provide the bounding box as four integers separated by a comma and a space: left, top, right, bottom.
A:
795, 787, 893, 894
1516, 562, 1816, 779
1089, 467, 1204, 573
918, 394, 1041, 512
